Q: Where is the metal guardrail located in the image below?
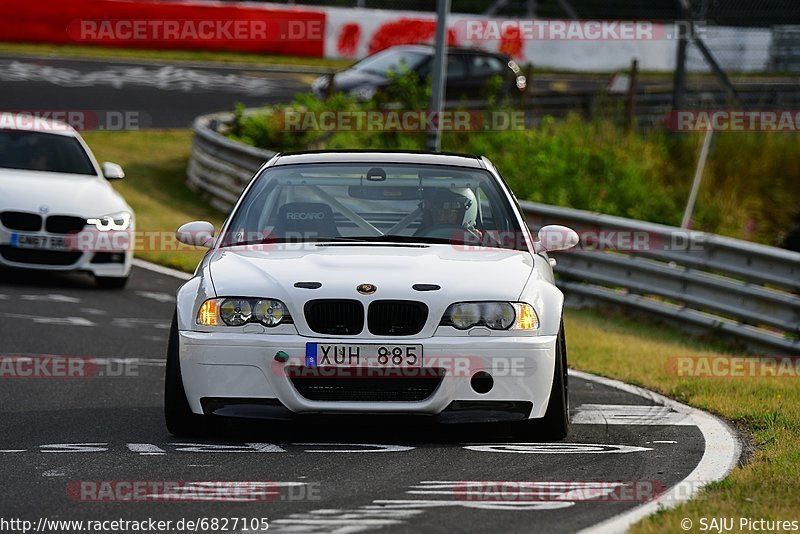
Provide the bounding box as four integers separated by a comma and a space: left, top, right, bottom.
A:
188, 112, 800, 355
522, 203, 800, 355
187, 112, 275, 212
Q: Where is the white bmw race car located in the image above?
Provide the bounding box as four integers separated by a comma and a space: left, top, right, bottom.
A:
0, 113, 134, 288
167, 151, 578, 439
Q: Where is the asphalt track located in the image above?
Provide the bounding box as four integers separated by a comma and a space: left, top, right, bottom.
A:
0, 54, 671, 129
0, 55, 311, 128
0, 52, 737, 533
0, 264, 722, 533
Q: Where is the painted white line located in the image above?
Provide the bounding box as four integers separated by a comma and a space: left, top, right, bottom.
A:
136, 291, 176, 303
293, 443, 415, 453
20, 294, 81, 303
463, 443, 652, 454
132, 258, 192, 281
0, 450, 26, 453
127, 443, 166, 455
371, 500, 573, 511
571, 370, 740, 534
40, 443, 108, 453
653, 440, 678, 444
170, 443, 287, 453
3, 313, 96, 326
111, 318, 170, 329
80, 308, 108, 316
572, 404, 693, 426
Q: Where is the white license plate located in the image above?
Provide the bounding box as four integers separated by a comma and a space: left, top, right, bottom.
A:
11, 234, 70, 251
305, 343, 423, 368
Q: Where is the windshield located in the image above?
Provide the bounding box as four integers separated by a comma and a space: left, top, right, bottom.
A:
352, 49, 428, 77
0, 130, 97, 175
221, 162, 528, 251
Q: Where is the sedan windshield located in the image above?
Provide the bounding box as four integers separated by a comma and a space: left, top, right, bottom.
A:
0, 130, 96, 175
221, 163, 527, 251
352, 49, 428, 77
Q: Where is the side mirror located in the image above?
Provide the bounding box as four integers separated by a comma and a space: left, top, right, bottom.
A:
177, 221, 216, 248
537, 224, 579, 253
101, 162, 125, 180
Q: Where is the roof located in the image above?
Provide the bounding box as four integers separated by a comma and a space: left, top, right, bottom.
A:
0, 113, 78, 137
272, 150, 485, 169
374, 43, 511, 59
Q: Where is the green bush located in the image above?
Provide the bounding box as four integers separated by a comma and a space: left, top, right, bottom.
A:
228, 83, 800, 246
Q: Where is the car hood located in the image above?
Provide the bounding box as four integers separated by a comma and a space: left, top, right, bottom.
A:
0, 168, 130, 217
208, 244, 534, 304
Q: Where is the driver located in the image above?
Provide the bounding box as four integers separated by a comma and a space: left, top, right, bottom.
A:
416, 187, 482, 239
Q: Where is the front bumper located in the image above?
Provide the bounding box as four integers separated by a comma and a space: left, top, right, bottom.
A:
178, 331, 558, 421
0, 227, 131, 277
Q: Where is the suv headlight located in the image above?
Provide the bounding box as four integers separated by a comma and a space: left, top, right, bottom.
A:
440, 302, 539, 331
87, 211, 131, 231
197, 298, 293, 327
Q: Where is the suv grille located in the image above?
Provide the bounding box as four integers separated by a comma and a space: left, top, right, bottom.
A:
0, 246, 82, 266
304, 299, 364, 335
45, 216, 87, 234
287, 366, 445, 402
0, 211, 41, 231
368, 300, 428, 336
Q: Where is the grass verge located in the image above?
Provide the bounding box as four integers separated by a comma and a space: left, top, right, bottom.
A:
0, 41, 351, 69
83, 129, 797, 530
82, 130, 224, 273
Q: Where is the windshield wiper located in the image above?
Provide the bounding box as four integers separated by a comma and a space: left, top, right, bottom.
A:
222, 236, 375, 247
316, 235, 451, 245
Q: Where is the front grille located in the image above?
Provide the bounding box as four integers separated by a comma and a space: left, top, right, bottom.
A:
0, 211, 41, 231
287, 366, 445, 401
45, 215, 87, 234
368, 300, 428, 336
0, 245, 82, 266
304, 299, 364, 335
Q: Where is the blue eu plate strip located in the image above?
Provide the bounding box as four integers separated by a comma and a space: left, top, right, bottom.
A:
305, 343, 318, 368
10, 234, 19, 247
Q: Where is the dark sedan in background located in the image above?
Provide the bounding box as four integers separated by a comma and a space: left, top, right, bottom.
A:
312, 44, 527, 101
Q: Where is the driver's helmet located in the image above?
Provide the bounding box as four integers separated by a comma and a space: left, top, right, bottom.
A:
420, 187, 478, 228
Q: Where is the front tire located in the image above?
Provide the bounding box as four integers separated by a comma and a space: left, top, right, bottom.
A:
513, 320, 570, 441
164, 313, 210, 436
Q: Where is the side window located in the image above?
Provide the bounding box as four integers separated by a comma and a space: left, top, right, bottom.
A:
470, 55, 505, 77
446, 55, 467, 80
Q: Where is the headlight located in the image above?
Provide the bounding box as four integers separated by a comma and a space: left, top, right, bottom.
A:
220, 299, 252, 326
197, 297, 293, 327
253, 299, 288, 326
440, 301, 539, 331
87, 211, 131, 231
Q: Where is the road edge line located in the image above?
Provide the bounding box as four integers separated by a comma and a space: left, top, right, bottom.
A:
570, 369, 741, 534
132, 258, 192, 281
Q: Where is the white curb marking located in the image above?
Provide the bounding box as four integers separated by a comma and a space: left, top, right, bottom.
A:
571, 370, 740, 534
573, 403, 693, 426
